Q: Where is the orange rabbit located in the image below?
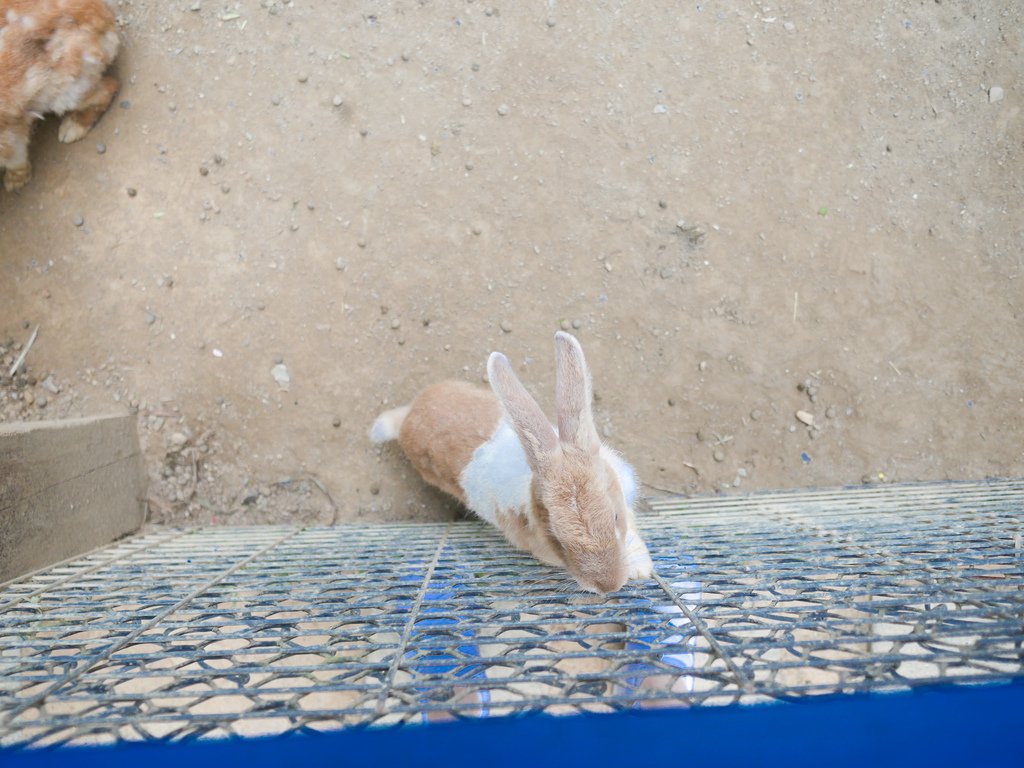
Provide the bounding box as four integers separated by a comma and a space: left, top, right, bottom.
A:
0, 0, 119, 191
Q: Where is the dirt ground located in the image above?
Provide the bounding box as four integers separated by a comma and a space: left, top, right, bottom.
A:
1, 0, 1022, 528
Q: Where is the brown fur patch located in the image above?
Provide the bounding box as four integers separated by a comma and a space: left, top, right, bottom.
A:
1, 0, 119, 189
398, 381, 502, 505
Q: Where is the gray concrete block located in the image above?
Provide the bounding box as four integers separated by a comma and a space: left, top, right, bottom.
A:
0, 414, 147, 583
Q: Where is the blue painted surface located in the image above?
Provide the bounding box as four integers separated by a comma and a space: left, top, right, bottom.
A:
4, 681, 1022, 767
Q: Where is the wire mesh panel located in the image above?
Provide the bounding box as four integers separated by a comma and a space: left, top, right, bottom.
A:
1, 479, 1023, 747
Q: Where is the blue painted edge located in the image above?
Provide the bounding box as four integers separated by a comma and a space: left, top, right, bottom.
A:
4, 681, 1023, 767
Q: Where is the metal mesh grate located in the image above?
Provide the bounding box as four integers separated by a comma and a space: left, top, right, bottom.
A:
1, 479, 1023, 747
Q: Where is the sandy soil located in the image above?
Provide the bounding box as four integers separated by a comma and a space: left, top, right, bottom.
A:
1, 0, 1022, 528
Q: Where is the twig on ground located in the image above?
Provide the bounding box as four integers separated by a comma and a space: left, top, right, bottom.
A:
8, 326, 39, 379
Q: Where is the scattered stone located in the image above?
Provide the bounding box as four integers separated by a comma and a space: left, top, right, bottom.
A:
784, 21, 795, 31
698, 360, 707, 372
750, 409, 762, 421
335, 257, 346, 270
221, 183, 230, 193
73, 216, 84, 227
401, 51, 410, 61
275, 356, 284, 364
659, 199, 668, 208
472, 223, 482, 235
571, 319, 582, 329
485, 7, 494, 16
170, 432, 188, 447
825, 406, 837, 419
36, 394, 47, 408
465, 160, 475, 171
190, 1, 200, 10
333, 95, 344, 107
272, 95, 282, 106
602, 424, 613, 438
989, 86, 1004, 103
298, 72, 309, 83
668, 397, 676, 407
391, 318, 401, 329
271, 363, 290, 388
242, 489, 259, 506
145, 313, 156, 325
713, 449, 725, 462
23, 390, 34, 405
168, 102, 177, 112
500, 320, 513, 333
200, 166, 209, 175
370, 485, 380, 495
696, 427, 709, 443
96, 143, 106, 154
497, 104, 509, 116
360, 127, 369, 136
290, 223, 299, 231
795, 410, 814, 426
737, 467, 748, 478
462, 98, 472, 107
546, 16, 556, 26
333, 417, 341, 427
127, 187, 137, 197
357, 237, 367, 248
660, 268, 675, 279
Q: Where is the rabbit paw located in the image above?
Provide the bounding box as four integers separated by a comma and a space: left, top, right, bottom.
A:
58, 116, 91, 143
625, 532, 654, 580
3, 165, 32, 191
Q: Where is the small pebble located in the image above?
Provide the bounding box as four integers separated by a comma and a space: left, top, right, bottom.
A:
96, 143, 106, 154
333, 95, 344, 107
168, 102, 177, 112
737, 467, 748, 478
36, 394, 47, 408
272, 96, 282, 106
73, 216, 84, 227
397, 336, 405, 345
360, 127, 369, 136
465, 160, 475, 171
298, 72, 309, 83
668, 397, 676, 407
256, 301, 266, 310
221, 183, 230, 193
170, 432, 188, 447
497, 104, 509, 116
547, 16, 556, 26
713, 449, 725, 463
127, 187, 137, 197
145, 313, 156, 324
358, 237, 367, 248
391, 318, 401, 329
290, 223, 299, 231
784, 21, 795, 31
401, 51, 410, 61
571, 319, 582, 329
200, 166, 209, 176
560, 319, 570, 330
989, 86, 1004, 103
750, 409, 762, 421
306, 201, 315, 210
696, 427, 709, 442
659, 199, 668, 209
698, 360, 707, 372
333, 417, 341, 427
335, 257, 346, 270
370, 485, 380, 495
472, 224, 482, 235
462, 98, 472, 107
825, 406, 837, 419
275, 356, 284, 365
485, 7, 494, 16
500, 320, 513, 333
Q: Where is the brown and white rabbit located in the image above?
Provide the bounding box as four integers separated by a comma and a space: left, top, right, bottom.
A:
0, 0, 119, 191
371, 332, 653, 595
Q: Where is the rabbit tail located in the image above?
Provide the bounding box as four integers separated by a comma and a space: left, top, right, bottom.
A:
369, 405, 412, 444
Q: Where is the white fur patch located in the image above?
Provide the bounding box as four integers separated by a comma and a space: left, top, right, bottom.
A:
369, 405, 410, 444
461, 420, 640, 525
460, 420, 533, 526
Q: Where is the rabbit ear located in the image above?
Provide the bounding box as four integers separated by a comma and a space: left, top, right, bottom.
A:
554, 332, 601, 453
488, 351, 559, 470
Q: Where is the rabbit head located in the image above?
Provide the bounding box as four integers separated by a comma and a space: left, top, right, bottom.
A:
487, 332, 635, 595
